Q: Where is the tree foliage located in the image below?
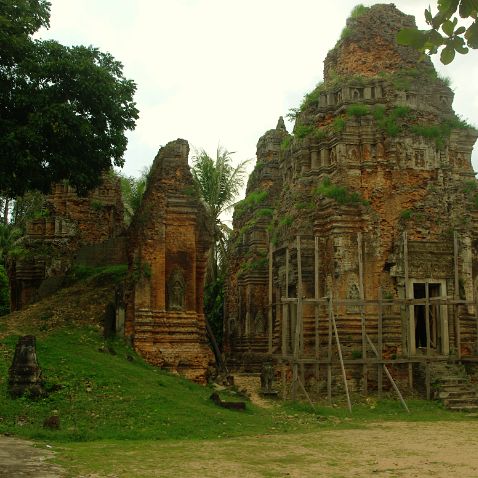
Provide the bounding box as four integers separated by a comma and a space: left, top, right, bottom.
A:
398, 0, 478, 64
115, 167, 150, 225
191, 147, 250, 283
0, 0, 138, 197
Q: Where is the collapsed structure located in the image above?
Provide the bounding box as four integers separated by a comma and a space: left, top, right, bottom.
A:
9, 140, 214, 383
225, 4, 478, 400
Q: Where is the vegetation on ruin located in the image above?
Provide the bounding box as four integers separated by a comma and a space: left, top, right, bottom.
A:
294, 124, 314, 139
0, 0, 138, 198
332, 117, 346, 133
280, 136, 293, 151
234, 190, 268, 219
346, 104, 369, 117
115, 167, 150, 224
340, 4, 370, 41
411, 116, 474, 149
314, 177, 367, 206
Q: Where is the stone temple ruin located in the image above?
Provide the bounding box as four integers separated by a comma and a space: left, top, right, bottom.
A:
8, 3, 478, 405
8, 139, 214, 383
225, 4, 478, 405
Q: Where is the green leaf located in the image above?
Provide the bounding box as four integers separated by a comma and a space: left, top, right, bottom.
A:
465, 20, 478, 48
397, 28, 428, 49
440, 44, 456, 63
442, 19, 455, 35
459, 0, 478, 18
455, 26, 466, 34
452, 35, 469, 52
437, 0, 460, 18
425, 8, 433, 24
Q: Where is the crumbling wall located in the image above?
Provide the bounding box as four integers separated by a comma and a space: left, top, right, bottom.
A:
125, 139, 213, 383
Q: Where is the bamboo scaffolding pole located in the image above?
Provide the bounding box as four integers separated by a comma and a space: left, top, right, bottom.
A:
358, 232, 367, 395
365, 333, 410, 413
378, 287, 383, 397
314, 236, 320, 395
268, 242, 273, 354
426, 279, 431, 357
454, 231, 461, 360
403, 231, 410, 357
332, 296, 352, 413
297, 236, 305, 387
327, 296, 333, 403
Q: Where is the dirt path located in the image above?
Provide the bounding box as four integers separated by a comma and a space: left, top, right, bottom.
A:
0, 436, 65, 478
5, 421, 478, 477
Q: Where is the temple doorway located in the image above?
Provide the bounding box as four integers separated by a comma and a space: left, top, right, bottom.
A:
408, 280, 449, 355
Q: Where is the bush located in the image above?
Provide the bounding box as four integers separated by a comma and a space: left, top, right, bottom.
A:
332, 117, 346, 132
234, 191, 268, 218
280, 136, 292, 151
294, 125, 314, 139
315, 177, 366, 205
349, 4, 370, 19
0, 265, 9, 316
346, 104, 369, 117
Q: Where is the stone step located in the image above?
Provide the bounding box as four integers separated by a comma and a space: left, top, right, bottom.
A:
438, 390, 478, 399
447, 403, 478, 412
443, 397, 478, 408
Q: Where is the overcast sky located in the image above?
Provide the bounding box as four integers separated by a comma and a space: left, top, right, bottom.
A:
40, 0, 478, 187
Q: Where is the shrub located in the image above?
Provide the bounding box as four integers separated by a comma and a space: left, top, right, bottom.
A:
349, 4, 370, 19
332, 117, 346, 132
346, 104, 369, 117
400, 209, 413, 220
235, 191, 268, 218
0, 265, 9, 316
315, 177, 366, 205
294, 125, 314, 139
280, 136, 292, 151
255, 208, 274, 218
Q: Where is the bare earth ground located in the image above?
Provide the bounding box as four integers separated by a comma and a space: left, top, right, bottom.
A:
0, 436, 65, 477
3, 421, 478, 478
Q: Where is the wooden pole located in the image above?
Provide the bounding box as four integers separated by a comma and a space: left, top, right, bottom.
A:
314, 236, 320, 395
327, 296, 333, 404
358, 232, 367, 395
365, 333, 409, 413
425, 361, 431, 400
378, 287, 383, 397
403, 231, 410, 357
426, 279, 431, 357
475, 296, 478, 355
332, 302, 352, 413
296, 236, 304, 393
454, 231, 461, 360
268, 242, 273, 354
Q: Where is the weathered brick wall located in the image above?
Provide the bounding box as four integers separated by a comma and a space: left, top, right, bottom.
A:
126, 139, 213, 383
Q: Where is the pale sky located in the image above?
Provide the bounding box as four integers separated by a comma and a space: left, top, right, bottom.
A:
40, 0, 478, 188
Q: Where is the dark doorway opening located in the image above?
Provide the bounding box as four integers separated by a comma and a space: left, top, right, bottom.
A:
413, 282, 442, 351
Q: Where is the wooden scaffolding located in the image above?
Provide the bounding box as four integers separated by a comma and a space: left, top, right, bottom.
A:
266, 232, 478, 411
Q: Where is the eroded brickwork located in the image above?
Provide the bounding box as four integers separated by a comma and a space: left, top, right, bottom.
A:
9, 174, 125, 310
226, 4, 478, 391
125, 139, 213, 383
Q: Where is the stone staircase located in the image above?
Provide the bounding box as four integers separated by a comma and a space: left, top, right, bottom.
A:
429, 361, 478, 412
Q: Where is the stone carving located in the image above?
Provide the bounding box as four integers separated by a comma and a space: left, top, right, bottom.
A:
347, 283, 361, 314
168, 268, 186, 311
8, 336, 44, 398
260, 361, 275, 394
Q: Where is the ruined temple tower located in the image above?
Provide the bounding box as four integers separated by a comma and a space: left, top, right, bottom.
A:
126, 139, 213, 383
225, 4, 478, 395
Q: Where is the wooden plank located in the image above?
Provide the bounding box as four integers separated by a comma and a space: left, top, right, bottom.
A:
314, 235, 320, 395
454, 231, 461, 360
358, 232, 367, 395
268, 242, 273, 354
378, 287, 383, 397
475, 296, 478, 355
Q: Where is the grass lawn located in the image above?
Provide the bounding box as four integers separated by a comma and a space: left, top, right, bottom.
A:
1, 280, 476, 477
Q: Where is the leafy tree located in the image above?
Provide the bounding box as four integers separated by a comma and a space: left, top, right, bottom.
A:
116, 167, 150, 225
191, 147, 249, 350
191, 147, 250, 284
0, 0, 138, 197
398, 0, 478, 64
0, 264, 9, 316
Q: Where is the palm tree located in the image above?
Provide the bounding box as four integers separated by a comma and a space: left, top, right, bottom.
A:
191, 146, 250, 283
